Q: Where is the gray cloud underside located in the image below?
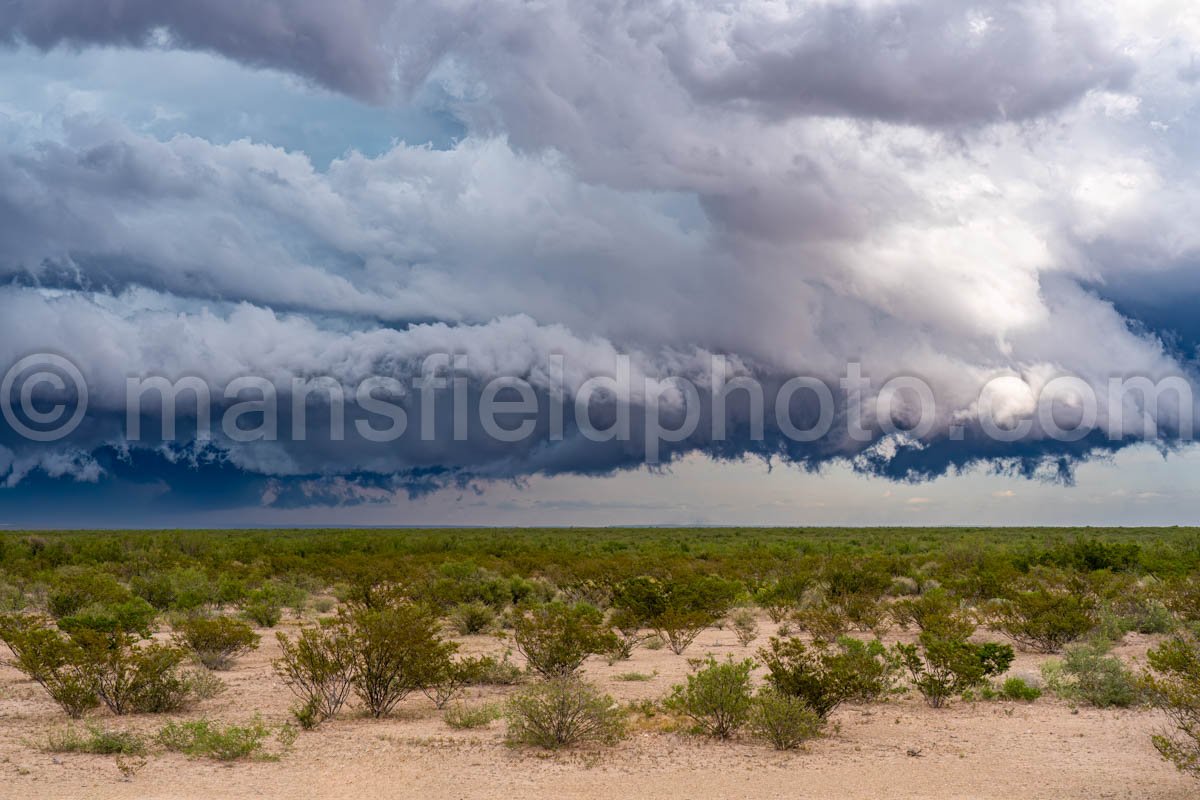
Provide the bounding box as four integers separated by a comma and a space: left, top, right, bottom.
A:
0, 1, 1198, 505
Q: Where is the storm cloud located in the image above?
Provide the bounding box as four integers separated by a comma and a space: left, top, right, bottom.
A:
0, 1, 1198, 518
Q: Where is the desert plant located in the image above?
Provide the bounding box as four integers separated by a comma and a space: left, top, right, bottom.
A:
754, 575, 811, 623
750, 688, 824, 750
890, 588, 973, 638
74, 631, 198, 715
759, 636, 899, 719
791, 602, 852, 644
504, 677, 624, 749
665, 656, 755, 739
444, 701, 503, 729
988, 584, 1097, 653
512, 602, 618, 678
895, 634, 1013, 708
1143, 634, 1200, 778
274, 623, 356, 727
998, 676, 1042, 702
44, 724, 147, 756
157, 718, 294, 761
605, 607, 648, 662
422, 655, 489, 709
470, 650, 526, 686
613, 576, 740, 655
344, 602, 455, 718
0, 614, 99, 718
729, 609, 760, 647
239, 586, 284, 628
447, 602, 497, 636
1041, 640, 1139, 708
172, 615, 260, 670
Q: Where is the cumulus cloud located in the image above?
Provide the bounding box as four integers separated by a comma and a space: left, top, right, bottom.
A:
0, 1, 1198, 515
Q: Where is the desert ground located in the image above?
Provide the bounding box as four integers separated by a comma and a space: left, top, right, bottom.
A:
0, 613, 1192, 800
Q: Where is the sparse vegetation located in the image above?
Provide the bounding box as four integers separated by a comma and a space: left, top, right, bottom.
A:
505, 678, 625, 749
666, 656, 755, 739
512, 602, 617, 678
157, 718, 295, 761
444, 701, 503, 729
1143, 633, 1200, 778
173, 615, 260, 670
749, 688, 824, 750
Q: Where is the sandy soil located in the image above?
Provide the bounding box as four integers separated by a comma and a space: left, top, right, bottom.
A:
0, 615, 1193, 800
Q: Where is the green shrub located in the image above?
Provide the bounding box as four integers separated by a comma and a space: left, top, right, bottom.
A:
512, 602, 617, 678
1042, 641, 1139, 708
75, 631, 200, 715
729, 609, 759, 647
666, 656, 755, 739
0, 614, 99, 718
173, 616, 260, 670
613, 576, 740, 655
448, 602, 497, 636
470, 650, 526, 686
616, 671, 654, 682
46, 568, 129, 620
344, 602, 455, 718
58, 598, 158, 638
239, 586, 284, 628
895, 634, 1013, 708
998, 676, 1042, 702
890, 588, 974, 638
422, 655, 491, 709
759, 636, 899, 719
505, 678, 624, 749
157, 718, 293, 761
989, 583, 1097, 653
750, 688, 824, 750
754, 575, 811, 623
791, 602, 852, 644
1143, 634, 1200, 778
44, 724, 147, 756
274, 623, 356, 727
444, 701, 503, 729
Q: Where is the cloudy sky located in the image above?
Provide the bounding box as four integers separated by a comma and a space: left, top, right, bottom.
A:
1, 1, 1199, 528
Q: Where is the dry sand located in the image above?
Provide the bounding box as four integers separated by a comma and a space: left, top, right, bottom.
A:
0, 616, 1193, 800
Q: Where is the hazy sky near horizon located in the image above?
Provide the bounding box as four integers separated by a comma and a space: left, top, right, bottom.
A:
2, 2, 1200, 526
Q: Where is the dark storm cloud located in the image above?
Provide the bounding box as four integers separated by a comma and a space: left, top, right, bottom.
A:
0, 0, 397, 101
0, 1, 1197, 515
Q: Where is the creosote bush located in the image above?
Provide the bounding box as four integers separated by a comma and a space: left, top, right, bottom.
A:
173, 615, 260, 670
274, 623, 355, 728
759, 636, 899, 719
895, 634, 1013, 708
157, 718, 295, 761
750, 688, 824, 750
988, 581, 1097, 653
447, 602, 497, 636
729, 609, 760, 647
613, 576, 740, 655
344, 601, 455, 718
1143, 633, 1200, 778
512, 602, 617, 678
504, 677, 624, 749
444, 701, 503, 729
665, 656, 755, 739
1041, 640, 1139, 708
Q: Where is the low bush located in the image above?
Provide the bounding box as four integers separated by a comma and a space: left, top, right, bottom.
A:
988, 582, 1097, 653
173, 616, 260, 670
422, 655, 490, 709
470, 650, 526, 686
613, 576, 740, 655
239, 586, 285, 628
505, 677, 624, 749
754, 576, 811, 623
1042, 641, 1139, 708
1143, 634, 1200, 778
344, 602, 455, 718
750, 688, 824, 750
0, 614, 99, 718
666, 656, 755, 739
444, 701, 503, 729
729, 609, 759, 647
512, 602, 617, 678
896, 634, 1013, 708
44, 724, 147, 756
791, 602, 852, 644
78, 631, 205, 715
447, 602, 497, 636
157, 718, 294, 761
274, 623, 355, 728
759, 636, 899, 719
998, 676, 1042, 702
